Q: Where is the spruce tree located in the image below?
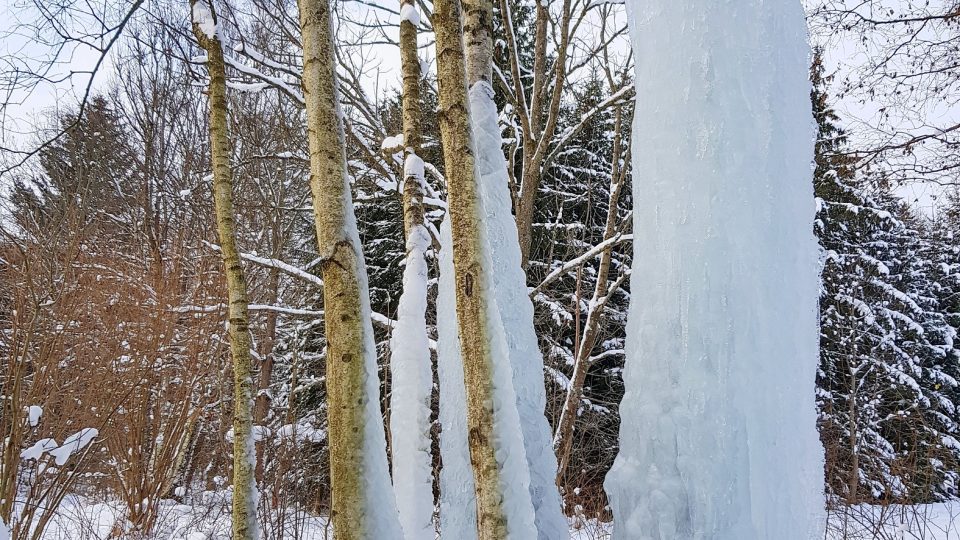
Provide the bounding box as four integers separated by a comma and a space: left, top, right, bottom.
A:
812, 51, 960, 503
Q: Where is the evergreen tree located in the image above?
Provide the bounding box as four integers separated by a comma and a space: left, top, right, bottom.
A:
812, 51, 960, 503
11, 96, 139, 243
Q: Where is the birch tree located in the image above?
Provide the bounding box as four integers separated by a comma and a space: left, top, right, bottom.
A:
387, 0, 435, 537
190, 2, 257, 538
461, 0, 568, 535
296, 0, 401, 537
434, 0, 538, 536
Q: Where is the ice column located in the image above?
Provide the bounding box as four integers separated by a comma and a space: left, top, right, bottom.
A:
605, 1, 826, 538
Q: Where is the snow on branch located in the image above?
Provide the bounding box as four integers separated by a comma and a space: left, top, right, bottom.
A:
203, 241, 323, 288
530, 233, 633, 296
222, 53, 305, 105
543, 83, 635, 170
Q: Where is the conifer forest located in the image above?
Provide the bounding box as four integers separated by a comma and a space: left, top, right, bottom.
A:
0, 0, 959, 538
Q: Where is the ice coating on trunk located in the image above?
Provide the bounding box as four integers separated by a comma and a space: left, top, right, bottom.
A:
468, 81, 569, 540
342, 174, 404, 539
436, 217, 478, 540
390, 222, 435, 540
436, 149, 541, 537
605, 1, 825, 539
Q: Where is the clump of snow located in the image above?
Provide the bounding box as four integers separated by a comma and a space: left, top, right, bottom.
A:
276, 420, 326, 443
191, 1, 217, 39
399, 4, 421, 26
404, 153, 425, 185
605, 0, 824, 538
48, 428, 98, 466
27, 405, 43, 427
381, 134, 404, 152
21, 438, 58, 461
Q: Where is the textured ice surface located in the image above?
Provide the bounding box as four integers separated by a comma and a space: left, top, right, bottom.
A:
605, 1, 826, 539
436, 217, 478, 540
390, 222, 435, 540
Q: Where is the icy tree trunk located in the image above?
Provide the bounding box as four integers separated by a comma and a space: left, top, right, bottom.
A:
190, 3, 257, 538
436, 218, 478, 540
434, 0, 538, 537
297, 0, 402, 538
460, 3, 568, 537
389, 1, 435, 537
605, 1, 825, 539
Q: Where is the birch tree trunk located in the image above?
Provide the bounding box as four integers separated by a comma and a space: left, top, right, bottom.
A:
297, 0, 401, 538
190, 3, 257, 538
433, 0, 504, 534
461, 2, 568, 536
434, 0, 538, 537
398, 0, 426, 240
389, 1, 435, 537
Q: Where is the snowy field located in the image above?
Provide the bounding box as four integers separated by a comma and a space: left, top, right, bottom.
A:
8, 498, 960, 539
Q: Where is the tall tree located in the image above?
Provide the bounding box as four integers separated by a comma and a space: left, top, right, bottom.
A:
190, 2, 258, 538
387, 0, 435, 536
461, 0, 569, 536
434, 0, 538, 536
296, 0, 401, 537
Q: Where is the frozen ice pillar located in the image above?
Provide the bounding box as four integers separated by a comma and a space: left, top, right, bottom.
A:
604, 1, 825, 539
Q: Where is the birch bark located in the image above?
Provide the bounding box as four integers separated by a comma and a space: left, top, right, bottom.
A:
297, 0, 402, 537
190, 4, 257, 538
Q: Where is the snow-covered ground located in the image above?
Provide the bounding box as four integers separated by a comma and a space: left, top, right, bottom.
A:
13, 496, 960, 539
19, 494, 332, 540
824, 502, 960, 540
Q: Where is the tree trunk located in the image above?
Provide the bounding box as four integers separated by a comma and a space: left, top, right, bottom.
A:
297, 0, 401, 538
190, 3, 257, 538
254, 264, 280, 482
389, 2, 435, 537
553, 107, 627, 481
462, 2, 569, 536
434, 0, 515, 536
510, 0, 574, 267
463, 0, 494, 88
398, 0, 426, 239
848, 354, 860, 502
